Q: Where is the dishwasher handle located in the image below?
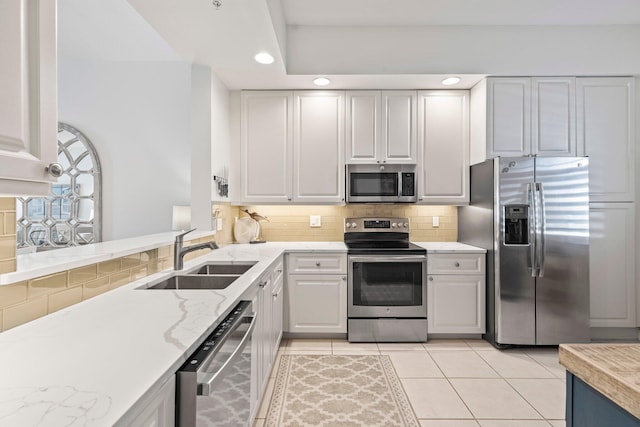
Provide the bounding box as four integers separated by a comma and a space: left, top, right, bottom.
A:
197, 313, 256, 396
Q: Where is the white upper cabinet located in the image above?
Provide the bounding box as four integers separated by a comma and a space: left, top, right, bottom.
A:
293, 91, 345, 203
417, 90, 469, 204
346, 91, 417, 164
486, 78, 532, 158
240, 91, 293, 203
577, 77, 635, 202
240, 91, 345, 204
345, 91, 380, 163
471, 77, 577, 163
531, 77, 576, 156
0, 0, 58, 196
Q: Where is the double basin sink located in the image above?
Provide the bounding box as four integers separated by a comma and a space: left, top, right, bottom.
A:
138, 262, 257, 290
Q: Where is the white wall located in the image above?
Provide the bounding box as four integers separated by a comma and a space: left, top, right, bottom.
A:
58, 60, 192, 240
210, 72, 232, 202
287, 25, 640, 75
190, 65, 213, 231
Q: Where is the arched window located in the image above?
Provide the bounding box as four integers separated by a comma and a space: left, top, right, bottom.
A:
16, 123, 102, 250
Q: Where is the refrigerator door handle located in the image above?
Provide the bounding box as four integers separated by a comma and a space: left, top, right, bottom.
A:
528, 182, 537, 277
537, 182, 546, 277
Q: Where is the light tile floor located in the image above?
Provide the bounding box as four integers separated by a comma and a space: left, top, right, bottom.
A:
253, 338, 566, 427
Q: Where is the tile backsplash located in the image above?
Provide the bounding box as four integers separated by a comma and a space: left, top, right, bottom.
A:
240, 204, 457, 242
0, 235, 215, 332
0, 198, 17, 274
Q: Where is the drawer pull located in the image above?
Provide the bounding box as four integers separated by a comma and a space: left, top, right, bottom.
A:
428, 276, 433, 281
316, 262, 321, 267
454, 262, 460, 267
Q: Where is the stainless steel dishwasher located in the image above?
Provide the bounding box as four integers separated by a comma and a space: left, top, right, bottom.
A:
176, 300, 256, 426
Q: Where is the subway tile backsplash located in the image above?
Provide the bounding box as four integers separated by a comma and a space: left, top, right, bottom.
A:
242, 204, 457, 242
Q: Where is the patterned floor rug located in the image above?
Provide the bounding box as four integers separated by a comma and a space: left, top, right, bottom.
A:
265, 355, 420, 427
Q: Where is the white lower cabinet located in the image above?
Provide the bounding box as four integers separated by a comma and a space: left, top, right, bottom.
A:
250, 256, 284, 421
427, 253, 486, 334
589, 203, 636, 327
270, 259, 284, 356
286, 253, 348, 334
126, 376, 175, 427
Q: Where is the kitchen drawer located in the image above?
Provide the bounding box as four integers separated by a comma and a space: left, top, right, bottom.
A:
271, 257, 284, 284
428, 253, 485, 275
287, 253, 347, 275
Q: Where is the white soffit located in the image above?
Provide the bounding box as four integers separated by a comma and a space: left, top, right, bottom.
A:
282, 0, 640, 26
118, 0, 640, 89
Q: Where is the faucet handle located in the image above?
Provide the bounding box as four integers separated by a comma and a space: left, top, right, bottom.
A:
175, 228, 197, 241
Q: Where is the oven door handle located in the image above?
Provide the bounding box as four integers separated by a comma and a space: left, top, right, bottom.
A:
348, 255, 426, 262
197, 313, 256, 396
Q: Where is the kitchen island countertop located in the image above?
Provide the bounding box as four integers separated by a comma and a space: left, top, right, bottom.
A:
560, 343, 640, 420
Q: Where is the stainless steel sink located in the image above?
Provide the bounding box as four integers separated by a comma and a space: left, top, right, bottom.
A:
142, 274, 241, 290
188, 262, 257, 275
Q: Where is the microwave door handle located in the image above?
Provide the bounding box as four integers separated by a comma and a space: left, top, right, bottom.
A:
197, 313, 256, 396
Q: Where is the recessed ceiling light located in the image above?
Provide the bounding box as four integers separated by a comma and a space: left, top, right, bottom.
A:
313, 77, 331, 86
442, 77, 461, 86
254, 52, 274, 65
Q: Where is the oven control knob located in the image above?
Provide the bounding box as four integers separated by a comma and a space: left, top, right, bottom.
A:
391, 223, 397, 228
403, 222, 409, 228
351, 222, 357, 228
345, 223, 351, 228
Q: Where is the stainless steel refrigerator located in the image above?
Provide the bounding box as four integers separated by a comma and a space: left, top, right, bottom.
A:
459, 157, 590, 346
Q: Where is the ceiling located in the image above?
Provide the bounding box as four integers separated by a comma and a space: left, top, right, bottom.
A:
61, 0, 640, 90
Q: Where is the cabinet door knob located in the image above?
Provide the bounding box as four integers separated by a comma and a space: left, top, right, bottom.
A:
315, 262, 321, 267
46, 163, 63, 178
342, 276, 347, 281
454, 262, 460, 267
428, 276, 433, 281
258, 280, 267, 288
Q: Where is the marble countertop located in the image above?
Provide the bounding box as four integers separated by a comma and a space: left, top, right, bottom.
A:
559, 343, 640, 419
0, 239, 483, 426
0, 242, 346, 426
0, 230, 217, 285
415, 242, 487, 253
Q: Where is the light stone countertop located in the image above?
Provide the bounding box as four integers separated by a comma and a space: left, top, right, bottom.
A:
415, 242, 487, 253
0, 230, 217, 285
0, 239, 484, 426
559, 343, 640, 420
0, 242, 346, 426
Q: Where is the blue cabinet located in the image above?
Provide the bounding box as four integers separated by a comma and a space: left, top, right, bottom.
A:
567, 372, 640, 427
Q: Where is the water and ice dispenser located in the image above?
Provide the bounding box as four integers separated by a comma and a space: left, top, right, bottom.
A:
504, 205, 529, 245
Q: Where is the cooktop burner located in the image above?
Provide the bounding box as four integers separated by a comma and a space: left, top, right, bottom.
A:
344, 217, 426, 255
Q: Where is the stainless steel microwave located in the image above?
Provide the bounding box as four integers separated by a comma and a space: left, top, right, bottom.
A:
346, 164, 417, 203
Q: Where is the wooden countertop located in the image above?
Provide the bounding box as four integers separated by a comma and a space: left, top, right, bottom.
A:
559, 343, 640, 419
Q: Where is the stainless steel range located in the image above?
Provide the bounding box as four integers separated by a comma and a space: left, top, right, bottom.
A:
345, 217, 427, 342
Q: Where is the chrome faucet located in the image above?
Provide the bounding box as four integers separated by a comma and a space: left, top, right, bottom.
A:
174, 228, 219, 270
